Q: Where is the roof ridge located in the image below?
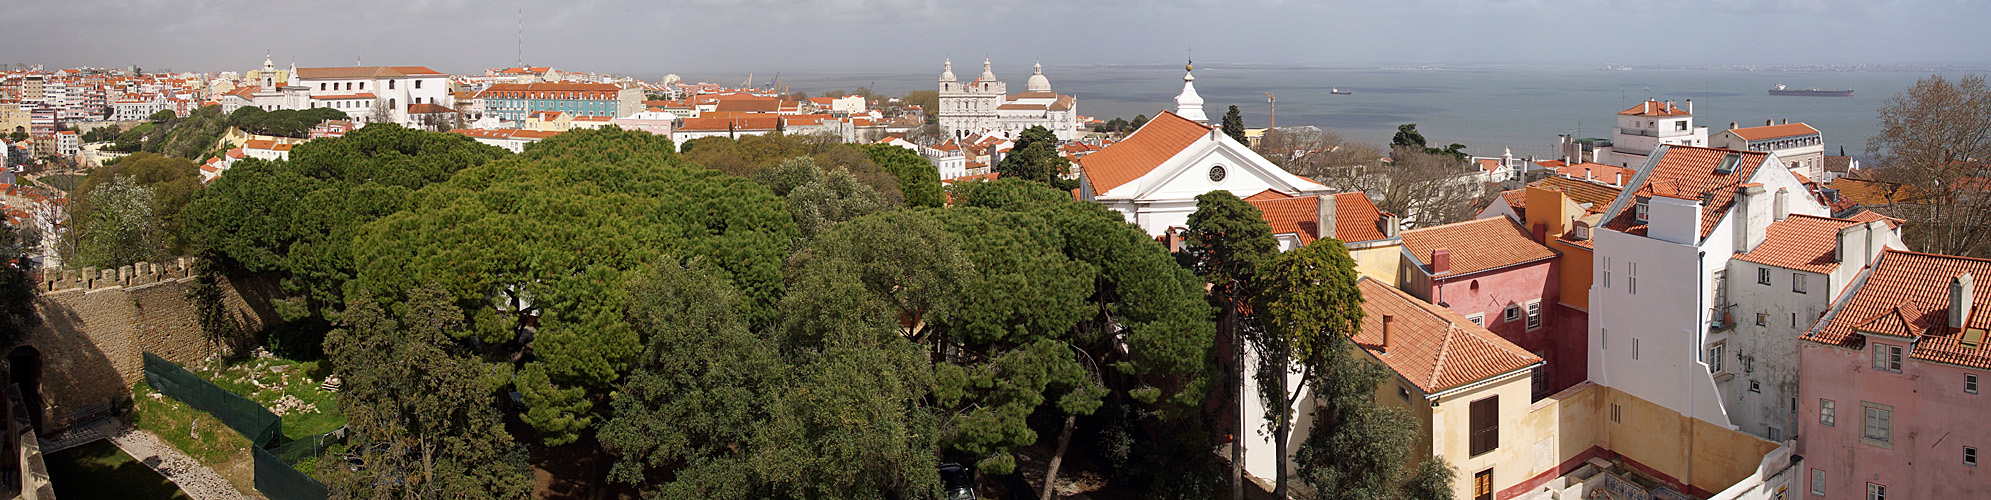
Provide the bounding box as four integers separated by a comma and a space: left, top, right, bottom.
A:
1883, 248, 1991, 265
1428, 325, 1461, 389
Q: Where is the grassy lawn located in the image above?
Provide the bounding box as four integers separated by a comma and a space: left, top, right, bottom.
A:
46, 440, 193, 500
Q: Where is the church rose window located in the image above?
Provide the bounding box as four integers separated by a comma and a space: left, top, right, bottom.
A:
1208, 165, 1227, 182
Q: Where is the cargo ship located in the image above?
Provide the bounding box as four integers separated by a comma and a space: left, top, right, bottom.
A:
1769, 84, 1853, 97
1330, 88, 1352, 95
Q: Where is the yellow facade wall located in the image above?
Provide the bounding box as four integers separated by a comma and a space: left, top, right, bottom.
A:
1552, 240, 1592, 310
1429, 369, 1539, 500
1349, 240, 1402, 287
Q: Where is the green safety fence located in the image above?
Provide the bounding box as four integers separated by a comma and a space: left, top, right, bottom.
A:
143, 352, 332, 500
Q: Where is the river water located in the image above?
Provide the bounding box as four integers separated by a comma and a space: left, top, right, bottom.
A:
670, 64, 1968, 160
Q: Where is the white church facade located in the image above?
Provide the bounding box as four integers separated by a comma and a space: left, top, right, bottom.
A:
1076, 63, 1332, 236
937, 59, 1081, 141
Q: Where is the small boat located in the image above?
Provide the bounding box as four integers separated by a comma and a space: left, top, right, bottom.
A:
1330, 88, 1352, 95
1768, 84, 1852, 97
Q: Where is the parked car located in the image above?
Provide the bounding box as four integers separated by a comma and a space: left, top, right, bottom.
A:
938, 462, 975, 500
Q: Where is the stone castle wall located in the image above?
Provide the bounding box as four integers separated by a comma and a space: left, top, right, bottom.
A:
12, 258, 277, 433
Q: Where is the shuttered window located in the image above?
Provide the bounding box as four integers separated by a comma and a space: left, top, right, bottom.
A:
1470, 396, 1499, 456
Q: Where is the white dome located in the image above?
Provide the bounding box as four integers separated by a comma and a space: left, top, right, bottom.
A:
979, 58, 997, 82
1025, 62, 1051, 93
939, 59, 956, 82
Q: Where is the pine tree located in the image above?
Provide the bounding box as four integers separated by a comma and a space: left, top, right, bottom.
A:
1223, 105, 1248, 144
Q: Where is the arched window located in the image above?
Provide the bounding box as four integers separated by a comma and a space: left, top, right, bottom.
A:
359, 82, 365, 90
389, 98, 396, 110
389, 80, 395, 90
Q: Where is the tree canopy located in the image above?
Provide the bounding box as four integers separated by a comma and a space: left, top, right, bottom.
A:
994, 125, 1069, 187
68, 152, 202, 263
227, 106, 349, 138
1223, 105, 1248, 145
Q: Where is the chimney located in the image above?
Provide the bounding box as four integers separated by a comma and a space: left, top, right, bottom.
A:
1432, 248, 1452, 275
1685, 99, 1693, 114
1615, 171, 1624, 186
1731, 121, 1738, 130
1767, 119, 1774, 127
1774, 188, 1790, 221
1866, 220, 1888, 265
1644, 101, 1651, 114
1533, 222, 1548, 244
1782, 118, 1789, 125
1835, 224, 1864, 264
1952, 273, 1975, 329
1585, 167, 1593, 180
1382, 314, 1395, 353
1318, 194, 1340, 240
1736, 184, 1768, 252
1382, 213, 1401, 238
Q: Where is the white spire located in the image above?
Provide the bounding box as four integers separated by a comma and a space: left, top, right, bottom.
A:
979, 58, 996, 82
1025, 60, 1051, 93
939, 58, 956, 82
1174, 60, 1207, 123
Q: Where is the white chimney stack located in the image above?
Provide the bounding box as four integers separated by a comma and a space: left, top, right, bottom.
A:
1953, 273, 1976, 329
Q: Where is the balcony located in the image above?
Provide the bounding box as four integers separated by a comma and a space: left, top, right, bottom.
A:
1709, 304, 1738, 332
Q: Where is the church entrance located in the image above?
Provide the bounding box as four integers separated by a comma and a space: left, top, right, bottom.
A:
8, 346, 43, 434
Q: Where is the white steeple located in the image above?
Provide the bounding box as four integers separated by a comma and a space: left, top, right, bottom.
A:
979, 58, 996, 82
1025, 61, 1051, 93
939, 58, 956, 82
261, 51, 276, 89
1174, 60, 1207, 123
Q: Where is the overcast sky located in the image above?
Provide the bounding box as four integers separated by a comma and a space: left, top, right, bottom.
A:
9, 0, 1988, 76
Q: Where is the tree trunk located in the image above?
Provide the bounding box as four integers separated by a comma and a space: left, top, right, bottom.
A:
1041, 414, 1077, 500
1230, 304, 1245, 500
1274, 353, 1289, 500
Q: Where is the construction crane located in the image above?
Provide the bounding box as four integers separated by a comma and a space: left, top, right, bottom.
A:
1265, 92, 1276, 130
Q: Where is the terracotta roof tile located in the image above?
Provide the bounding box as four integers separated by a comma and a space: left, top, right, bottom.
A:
1248, 192, 1391, 245
1729, 123, 1820, 141
406, 103, 455, 114
1352, 277, 1543, 394
1604, 146, 1769, 238
1805, 250, 1991, 370
1733, 214, 1864, 274
1618, 99, 1691, 117
1400, 216, 1557, 277
1078, 111, 1211, 194
1845, 209, 1903, 229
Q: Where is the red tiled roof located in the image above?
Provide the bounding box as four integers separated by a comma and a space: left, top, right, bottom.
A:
295, 66, 443, 79
1729, 123, 1821, 141
1529, 176, 1625, 210
1542, 160, 1636, 184
1804, 250, 1991, 370
1604, 146, 1770, 238
1845, 209, 1903, 229
1399, 216, 1557, 277
243, 139, 275, 150
714, 99, 780, 113
1618, 99, 1691, 117
1247, 192, 1392, 245
1352, 277, 1543, 394
1078, 111, 1211, 194
406, 103, 454, 114
1732, 214, 1865, 274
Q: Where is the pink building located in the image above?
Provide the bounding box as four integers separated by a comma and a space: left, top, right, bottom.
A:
1397, 216, 1575, 398
1799, 249, 1991, 499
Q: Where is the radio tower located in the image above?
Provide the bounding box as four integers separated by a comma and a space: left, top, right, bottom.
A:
517, 7, 525, 68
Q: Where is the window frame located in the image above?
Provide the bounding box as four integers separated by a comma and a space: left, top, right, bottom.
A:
1757, 312, 1768, 326
1503, 304, 1522, 323
1873, 344, 1903, 373
1708, 341, 1726, 374
1759, 267, 1772, 285
1820, 399, 1836, 427
1969, 374, 1979, 394
1862, 401, 1894, 448
1867, 482, 1886, 500
1968, 446, 1980, 467
1525, 300, 1543, 330
1465, 313, 1485, 326
1810, 469, 1825, 496
1793, 273, 1808, 294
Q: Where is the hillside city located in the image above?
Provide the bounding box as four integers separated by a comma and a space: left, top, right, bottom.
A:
0, 52, 1986, 500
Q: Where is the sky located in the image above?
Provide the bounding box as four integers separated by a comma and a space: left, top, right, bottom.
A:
6, 0, 1989, 76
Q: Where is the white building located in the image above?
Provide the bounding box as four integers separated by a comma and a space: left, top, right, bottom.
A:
295, 64, 452, 125
1587, 145, 1826, 427
937, 59, 1080, 142
1595, 100, 1709, 169
1077, 63, 1330, 236
1715, 210, 1903, 441
1710, 121, 1826, 181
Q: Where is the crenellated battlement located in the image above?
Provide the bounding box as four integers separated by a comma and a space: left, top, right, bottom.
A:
34, 257, 197, 292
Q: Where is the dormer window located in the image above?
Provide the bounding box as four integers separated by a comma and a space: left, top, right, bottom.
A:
1715, 153, 1741, 174
1634, 199, 1650, 223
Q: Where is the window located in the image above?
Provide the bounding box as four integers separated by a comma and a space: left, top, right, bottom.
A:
319, 83, 326, 91
1794, 273, 1808, 294
1862, 402, 1894, 446
1469, 396, 1499, 456
1676, 120, 1688, 131
1969, 446, 1980, 467
1504, 304, 1523, 322
1792, 312, 1799, 328
1628, 262, 1638, 295
1867, 483, 1885, 500
1634, 200, 1650, 223
1810, 469, 1825, 496
1531, 360, 1549, 399
1873, 344, 1903, 373
1633, 337, 1641, 360
1750, 380, 1761, 392
1759, 267, 1772, 285
1610, 403, 1622, 423
1466, 313, 1485, 326
388, 80, 395, 90
1757, 312, 1768, 326
1603, 257, 1612, 288
1815, 397, 1837, 426
414, 80, 422, 89
1709, 342, 1726, 373
1970, 374, 1980, 394
1526, 300, 1543, 330
1398, 386, 1411, 401
1768, 426, 1782, 442
359, 82, 365, 90
1473, 469, 1493, 500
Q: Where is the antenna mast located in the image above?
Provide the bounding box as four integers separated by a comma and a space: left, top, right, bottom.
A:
517, 7, 525, 68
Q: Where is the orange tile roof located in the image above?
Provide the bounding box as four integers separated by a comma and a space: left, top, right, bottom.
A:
714, 99, 779, 113
1845, 209, 1903, 229
295, 66, 443, 79
1604, 146, 1770, 238
1544, 161, 1636, 184
1078, 111, 1211, 194
243, 139, 275, 150
1399, 216, 1557, 277
1498, 189, 1527, 212
1828, 177, 1924, 205
1618, 99, 1691, 117
1733, 214, 1865, 274
406, 103, 454, 114
1247, 192, 1392, 245
1352, 277, 1543, 394
1729, 123, 1820, 141
1804, 250, 1991, 370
